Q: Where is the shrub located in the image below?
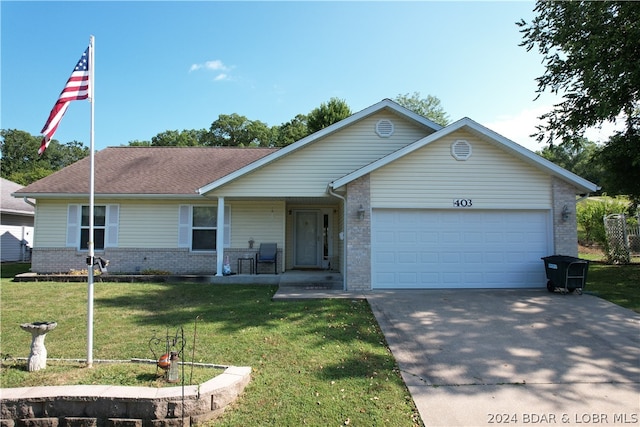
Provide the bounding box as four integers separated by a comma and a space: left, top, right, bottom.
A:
141, 269, 172, 275
577, 196, 633, 258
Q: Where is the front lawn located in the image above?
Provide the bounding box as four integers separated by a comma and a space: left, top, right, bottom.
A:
0, 279, 422, 426
583, 262, 640, 314
2, 258, 637, 425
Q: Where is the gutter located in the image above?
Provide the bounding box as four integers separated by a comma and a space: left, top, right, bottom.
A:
327, 183, 347, 291
14, 193, 204, 200
23, 197, 36, 208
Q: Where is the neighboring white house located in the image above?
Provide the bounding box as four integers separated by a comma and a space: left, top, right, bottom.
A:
2, 178, 35, 262
14, 99, 599, 290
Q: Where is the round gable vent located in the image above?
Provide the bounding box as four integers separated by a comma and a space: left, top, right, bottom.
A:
375, 119, 394, 138
451, 139, 472, 161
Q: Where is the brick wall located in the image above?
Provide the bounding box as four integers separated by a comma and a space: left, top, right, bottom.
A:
30, 248, 282, 275
345, 175, 371, 291
551, 177, 579, 257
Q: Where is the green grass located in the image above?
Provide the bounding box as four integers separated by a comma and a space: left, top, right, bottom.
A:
3, 258, 637, 425
0, 277, 422, 426
1, 262, 31, 279
576, 248, 640, 313
0, 359, 222, 388
583, 262, 640, 313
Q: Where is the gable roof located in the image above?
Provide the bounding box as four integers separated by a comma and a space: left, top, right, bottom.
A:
197, 99, 443, 194
14, 147, 277, 199
330, 117, 600, 194
2, 178, 35, 216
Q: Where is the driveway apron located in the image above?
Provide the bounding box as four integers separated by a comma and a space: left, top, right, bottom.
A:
367, 289, 640, 427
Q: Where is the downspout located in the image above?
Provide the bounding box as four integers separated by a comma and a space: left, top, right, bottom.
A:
576, 193, 591, 204
22, 198, 36, 262
327, 183, 347, 291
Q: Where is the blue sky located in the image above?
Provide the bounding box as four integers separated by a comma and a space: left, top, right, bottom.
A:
1, 1, 617, 152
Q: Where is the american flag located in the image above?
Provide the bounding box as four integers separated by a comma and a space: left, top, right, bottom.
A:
39, 46, 90, 155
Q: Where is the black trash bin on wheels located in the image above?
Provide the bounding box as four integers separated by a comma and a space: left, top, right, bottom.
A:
541, 255, 590, 294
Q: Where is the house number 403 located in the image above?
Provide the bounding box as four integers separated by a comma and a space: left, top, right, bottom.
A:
453, 199, 473, 207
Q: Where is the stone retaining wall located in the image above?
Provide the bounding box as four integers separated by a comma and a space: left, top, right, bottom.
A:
0, 366, 250, 427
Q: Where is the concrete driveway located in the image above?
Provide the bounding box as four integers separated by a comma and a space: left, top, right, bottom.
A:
367, 289, 640, 427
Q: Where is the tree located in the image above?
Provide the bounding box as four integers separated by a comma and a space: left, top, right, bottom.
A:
537, 138, 604, 189
518, 2, 640, 145
0, 129, 42, 180
0, 129, 89, 185
127, 139, 151, 146
273, 114, 309, 147
209, 114, 271, 147
394, 92, 450, 126
598, 128, 640, 205
150, 129, 209, 146
307, 98, 352, 134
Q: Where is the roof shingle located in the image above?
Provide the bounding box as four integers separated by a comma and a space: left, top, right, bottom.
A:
15, 147, 278, 196
2, 178, 35, 214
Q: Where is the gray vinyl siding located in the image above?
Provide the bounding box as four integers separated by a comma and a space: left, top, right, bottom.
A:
371, 130, 552, 209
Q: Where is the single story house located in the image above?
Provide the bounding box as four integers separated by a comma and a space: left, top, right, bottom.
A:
14, 99, 598, 290
2, 178, 35, 262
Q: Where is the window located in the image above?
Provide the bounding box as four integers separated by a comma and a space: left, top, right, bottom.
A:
81, 206, 106, 250
192, 206, 216, 251
67, 204, 119, 251
178, 205, 231, 251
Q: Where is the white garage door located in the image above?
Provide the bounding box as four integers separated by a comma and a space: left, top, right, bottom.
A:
372, 210, 550, 289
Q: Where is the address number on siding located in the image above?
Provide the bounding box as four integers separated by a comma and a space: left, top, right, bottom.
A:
453, 199, 473, 207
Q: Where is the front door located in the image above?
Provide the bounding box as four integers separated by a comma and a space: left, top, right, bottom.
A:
294, 210, 322, 268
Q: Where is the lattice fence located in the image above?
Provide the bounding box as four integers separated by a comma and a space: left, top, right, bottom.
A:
604, 214, 631, 264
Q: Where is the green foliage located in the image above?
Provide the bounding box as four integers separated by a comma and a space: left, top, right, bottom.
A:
577, 196, 632, 249
133, 94, 449, 150
0, 263, 31, 278
209, 113, 272, 147
150, 129, 210, 147
0, 129, 89, 185
7, 166, 56, 187
307, 97, 352, 134
273, 114, 309, 147
518, 1, 640, 145
537, 138, 604, 188
127, 139, 151, 146
394, 92, 450, 126
140, 269, 172, 275
598, 129, 640, 205
0, 129, 41, 179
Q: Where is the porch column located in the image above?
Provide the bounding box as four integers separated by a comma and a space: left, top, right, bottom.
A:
216, 197, 225, 276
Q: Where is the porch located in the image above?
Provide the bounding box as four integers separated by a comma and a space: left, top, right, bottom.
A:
13, 270, 349, 296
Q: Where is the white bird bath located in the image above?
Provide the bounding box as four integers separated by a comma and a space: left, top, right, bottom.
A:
20, 321, 57, 371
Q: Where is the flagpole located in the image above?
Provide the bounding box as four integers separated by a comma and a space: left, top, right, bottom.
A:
87, 35, 95, 369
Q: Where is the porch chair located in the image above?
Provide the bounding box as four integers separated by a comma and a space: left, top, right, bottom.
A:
255, 243, 278, 275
